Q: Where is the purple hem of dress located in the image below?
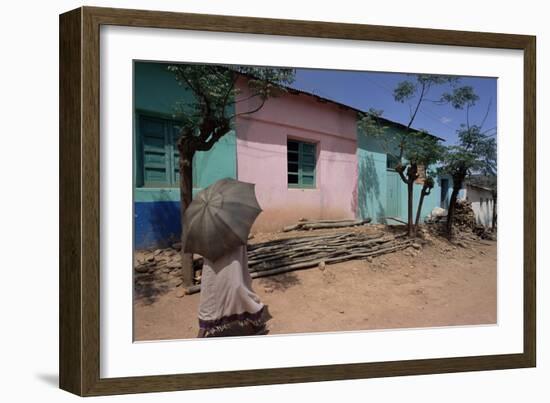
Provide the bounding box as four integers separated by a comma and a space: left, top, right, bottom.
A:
198, 305, 266, 331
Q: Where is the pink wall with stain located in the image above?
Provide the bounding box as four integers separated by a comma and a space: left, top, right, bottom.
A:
235, 80, 359, 232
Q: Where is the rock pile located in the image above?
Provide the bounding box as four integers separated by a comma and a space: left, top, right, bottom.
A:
134, 243, 203, 300
452, 200, 477, 231
425, 200, 496, 241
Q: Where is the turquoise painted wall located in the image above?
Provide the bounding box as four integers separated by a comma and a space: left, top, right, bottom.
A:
356, 132, 388, 222
133, 62, 237, 248
357, 123, 445, 224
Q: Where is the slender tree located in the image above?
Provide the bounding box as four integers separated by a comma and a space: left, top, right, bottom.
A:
414, 172, 436, 230
439, 125, 497, 239
168, 64, 295, 287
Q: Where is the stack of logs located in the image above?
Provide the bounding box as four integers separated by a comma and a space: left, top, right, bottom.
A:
283, 218, 371, 232
185, 231, 412, 294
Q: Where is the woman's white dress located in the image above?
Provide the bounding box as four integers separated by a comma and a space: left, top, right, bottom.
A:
198, 244, 266, 336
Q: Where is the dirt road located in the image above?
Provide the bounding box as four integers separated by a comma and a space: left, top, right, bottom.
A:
134, 235, 496, 341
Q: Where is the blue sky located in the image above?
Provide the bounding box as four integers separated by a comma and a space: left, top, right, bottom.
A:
290, 68, 497, 145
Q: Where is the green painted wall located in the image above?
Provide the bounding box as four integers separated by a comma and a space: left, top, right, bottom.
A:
356, 132, 388, 222
133, 61, 237, 202
357, 123, 443, 224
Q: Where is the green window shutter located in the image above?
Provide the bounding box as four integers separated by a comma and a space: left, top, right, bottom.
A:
138, 115, 182, 188
140, 116, 170, 187
171, 123, 181, 187
287, 140, 300, 186
287, 139, 316, 188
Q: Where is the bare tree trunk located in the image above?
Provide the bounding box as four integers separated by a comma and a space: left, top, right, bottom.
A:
178, 145, 195, 288
407, 181, 414, 236
414, 183, 431, 235
406, 164, 418, 237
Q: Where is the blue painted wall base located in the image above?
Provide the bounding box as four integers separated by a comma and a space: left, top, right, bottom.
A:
134, 201, 182, 249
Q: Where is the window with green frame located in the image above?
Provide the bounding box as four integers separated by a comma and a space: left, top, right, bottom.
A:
287, 139, 316, 188
137, 114, 182, 188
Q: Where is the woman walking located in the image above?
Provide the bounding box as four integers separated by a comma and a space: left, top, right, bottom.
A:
182, 178, 268, 338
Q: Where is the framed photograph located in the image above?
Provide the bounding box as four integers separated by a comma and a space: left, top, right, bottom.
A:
59, 6, 536, 396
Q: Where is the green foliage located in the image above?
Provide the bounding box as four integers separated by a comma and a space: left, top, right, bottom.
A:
358, 108, 388, 138
167, 64, 295, 144
393, 74, 459, 105
393, 81, 416, 103
439, 125, 497, 179
417, 74, 458, 86
358, 108, 444, 167
403, 131, 445, 167
362, 74, 480, 173
440, 86, 479, 109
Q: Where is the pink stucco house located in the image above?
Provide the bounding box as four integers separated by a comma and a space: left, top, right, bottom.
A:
235, 80, 359, 232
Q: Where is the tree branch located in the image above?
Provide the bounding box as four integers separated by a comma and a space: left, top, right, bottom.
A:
228, 97, 267, 120
479, 98, 492, 130
407, 82, 426, 130
395, 164, 408, 184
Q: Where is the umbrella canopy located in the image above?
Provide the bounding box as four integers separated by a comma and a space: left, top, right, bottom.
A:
182, 178, 262, 262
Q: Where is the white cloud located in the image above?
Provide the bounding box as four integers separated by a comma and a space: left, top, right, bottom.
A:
440, 116, 453, 124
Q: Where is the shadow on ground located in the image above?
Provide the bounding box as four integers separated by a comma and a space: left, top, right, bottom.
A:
134, 279, 172, 305
258, 272, 301, 292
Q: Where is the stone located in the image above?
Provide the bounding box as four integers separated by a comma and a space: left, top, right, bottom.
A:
366, 256, 373, 263
153, 249, 162, 256
167, 261, 181, 269
171, 242, 182, 250
430, 207, 448, 218
175, 287, 186, 298
412, 243, 422, 250
134, 265, 150, 274
318, 261, 326, 271
264, 286, 274, 294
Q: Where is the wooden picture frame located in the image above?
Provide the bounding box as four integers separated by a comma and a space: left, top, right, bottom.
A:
59, 6, 536, 396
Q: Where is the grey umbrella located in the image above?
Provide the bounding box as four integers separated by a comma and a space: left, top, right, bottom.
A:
182, 178, 262, 262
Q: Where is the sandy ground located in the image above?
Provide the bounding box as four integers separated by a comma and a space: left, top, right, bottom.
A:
134, 232, 497, 341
